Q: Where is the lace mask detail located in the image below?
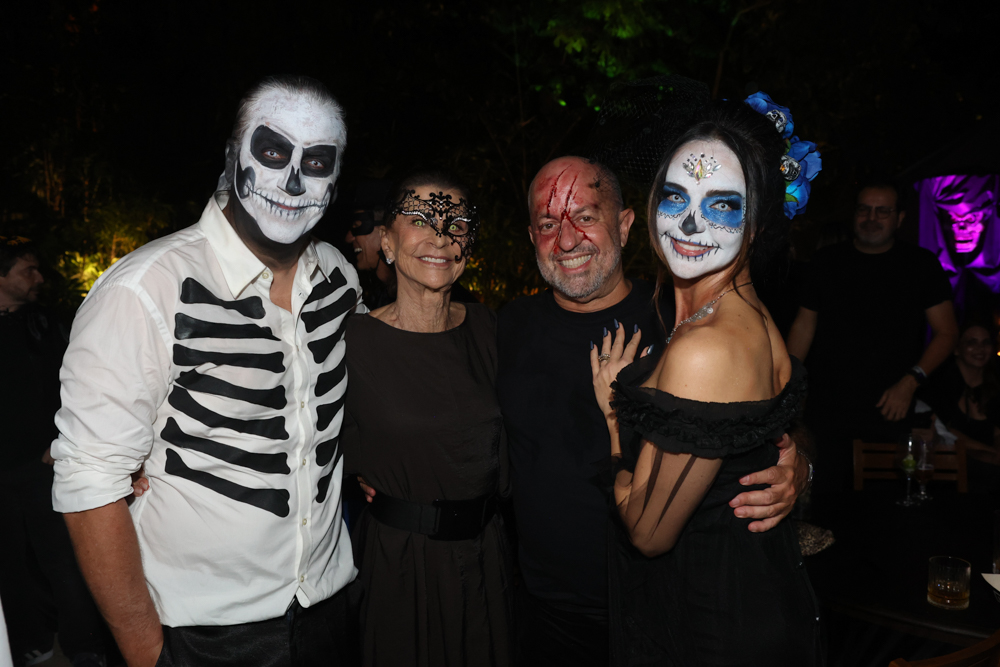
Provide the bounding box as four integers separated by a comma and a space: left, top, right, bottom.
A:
390, 190, 480, 260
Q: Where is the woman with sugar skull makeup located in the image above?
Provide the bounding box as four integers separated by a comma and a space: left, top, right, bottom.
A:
591, 98, 823, 665
340, 170, 513, 667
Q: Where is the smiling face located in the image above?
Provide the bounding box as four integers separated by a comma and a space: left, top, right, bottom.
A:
956, 325, 994, 370
655, 140, 746, 280
345, 211, 383, 270
381, 185, 469, 292
233, 89, 346, 244
528, 157, 632, 301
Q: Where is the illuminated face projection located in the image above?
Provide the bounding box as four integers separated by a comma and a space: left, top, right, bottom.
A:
656, 140, 745, 280
234, 90, 346, 244
945, 210, 987, 255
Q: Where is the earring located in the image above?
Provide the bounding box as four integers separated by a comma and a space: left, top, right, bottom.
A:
385, 256, 394, 265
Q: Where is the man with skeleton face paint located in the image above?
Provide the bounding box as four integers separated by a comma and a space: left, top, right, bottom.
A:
50, 76, 363, 667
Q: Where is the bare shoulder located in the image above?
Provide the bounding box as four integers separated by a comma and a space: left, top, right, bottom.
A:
657, 300, 775, 403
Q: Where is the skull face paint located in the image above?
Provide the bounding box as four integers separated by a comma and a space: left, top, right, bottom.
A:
947, 211, 987, 254
656, 140, 745, 280
234, 89, 346, 244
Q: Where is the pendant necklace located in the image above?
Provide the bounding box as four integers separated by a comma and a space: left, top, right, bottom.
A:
666, 282, 753, 345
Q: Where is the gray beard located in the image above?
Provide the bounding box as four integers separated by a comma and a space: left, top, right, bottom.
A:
537, 248, 622, 300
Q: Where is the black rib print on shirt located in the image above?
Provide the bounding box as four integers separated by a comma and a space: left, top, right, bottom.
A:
174, 345, 286, 373
165, 449, 290, 517
174, 313, 279, 341
315, 435, 343, 503
305, 269, 355, 364
161, 418, 290, 474
315, 361, 345, 398
176, 370, 286, 409
168, 386, 289, 439
181, 278, 265, 318
167, 278, 291, 515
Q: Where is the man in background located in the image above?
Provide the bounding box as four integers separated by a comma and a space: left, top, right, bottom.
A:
787, 180, 957, 494
0, 237, 106, 667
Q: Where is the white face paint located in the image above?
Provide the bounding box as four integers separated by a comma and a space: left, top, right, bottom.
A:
655, 139, 746, 280
233, 89, 346, 244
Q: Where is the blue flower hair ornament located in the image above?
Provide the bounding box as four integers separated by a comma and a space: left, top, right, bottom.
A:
744, 92, 822, 219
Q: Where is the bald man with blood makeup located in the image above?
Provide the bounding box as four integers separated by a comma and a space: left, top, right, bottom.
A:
495, 156, 810, 666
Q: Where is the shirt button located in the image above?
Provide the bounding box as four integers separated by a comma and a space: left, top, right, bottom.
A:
300, 401, 305, 409
302, 518, 308, 526
299, 575, 305, 583
261, 270, 271, 280
302, 458, 307, 466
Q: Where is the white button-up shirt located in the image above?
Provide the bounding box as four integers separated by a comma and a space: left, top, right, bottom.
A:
51, 193, 361, 627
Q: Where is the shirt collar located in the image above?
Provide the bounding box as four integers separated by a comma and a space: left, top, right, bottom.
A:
199, 192, 330, 299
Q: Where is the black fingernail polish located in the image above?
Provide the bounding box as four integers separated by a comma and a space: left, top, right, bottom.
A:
590, 341, 595, 350
633, 323, 639, 333
647, 344, 655, 354
614, 318, 620, 329
603, 327, 609, 336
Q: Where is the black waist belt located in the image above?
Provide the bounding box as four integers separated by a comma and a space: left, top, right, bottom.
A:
369, 491, 497, 541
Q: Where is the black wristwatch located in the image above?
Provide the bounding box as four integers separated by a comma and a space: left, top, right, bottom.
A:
906, 365, 928, 386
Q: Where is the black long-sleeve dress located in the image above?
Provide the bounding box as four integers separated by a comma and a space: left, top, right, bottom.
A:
342, 304, 513, 667
609, 355, 823, 666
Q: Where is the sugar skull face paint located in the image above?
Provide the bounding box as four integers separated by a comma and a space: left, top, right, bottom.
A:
233, 89, 346, 244
656, 140, 745, 280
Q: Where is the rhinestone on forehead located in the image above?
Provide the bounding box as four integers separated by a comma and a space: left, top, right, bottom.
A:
682, 153, 722, 183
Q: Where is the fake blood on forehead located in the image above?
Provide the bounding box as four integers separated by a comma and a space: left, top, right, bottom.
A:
537, 167, 595, 246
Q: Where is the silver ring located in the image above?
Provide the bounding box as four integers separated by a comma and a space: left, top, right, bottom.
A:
598, 354, 611, 362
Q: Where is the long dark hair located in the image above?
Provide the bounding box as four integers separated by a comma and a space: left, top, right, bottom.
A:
957, 321, 1000, 411
646, 99, 787, 326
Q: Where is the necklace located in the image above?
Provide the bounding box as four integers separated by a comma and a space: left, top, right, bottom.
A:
666, 282, 753, 345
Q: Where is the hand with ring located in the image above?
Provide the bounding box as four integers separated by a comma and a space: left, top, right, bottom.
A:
590, 321, 649, 421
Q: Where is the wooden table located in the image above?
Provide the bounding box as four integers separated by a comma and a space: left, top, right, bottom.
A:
806, 484, 1000, 647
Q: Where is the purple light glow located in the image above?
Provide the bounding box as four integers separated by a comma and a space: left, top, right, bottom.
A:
917, 173, 999, 293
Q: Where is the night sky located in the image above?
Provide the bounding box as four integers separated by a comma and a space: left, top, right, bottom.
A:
3, 0, 998, 307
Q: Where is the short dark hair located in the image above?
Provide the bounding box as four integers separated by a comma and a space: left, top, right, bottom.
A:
857, 178, 904, 212
383, 169, 474, 230
0, 237, 39, 277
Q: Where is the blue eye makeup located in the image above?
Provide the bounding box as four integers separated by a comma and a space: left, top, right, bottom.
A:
658, 187, 690, 218
700, 194, 744, 229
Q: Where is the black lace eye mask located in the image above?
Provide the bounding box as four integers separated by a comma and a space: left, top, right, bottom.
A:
390, 190, 481, 259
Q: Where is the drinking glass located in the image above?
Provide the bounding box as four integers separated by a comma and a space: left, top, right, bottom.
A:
913, 436, 935, 502
896, 435, 918, 507
927, 556, 971, 610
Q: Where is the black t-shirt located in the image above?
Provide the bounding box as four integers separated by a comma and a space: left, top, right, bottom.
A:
496, 280, 666, 612
800, 241, 952, 416
0, 304, 69, 469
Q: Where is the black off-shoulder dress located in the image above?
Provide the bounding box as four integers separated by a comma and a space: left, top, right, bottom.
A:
609, 355, 823, 666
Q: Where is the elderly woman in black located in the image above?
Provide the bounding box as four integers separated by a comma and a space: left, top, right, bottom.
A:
341, 170, 512, 667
